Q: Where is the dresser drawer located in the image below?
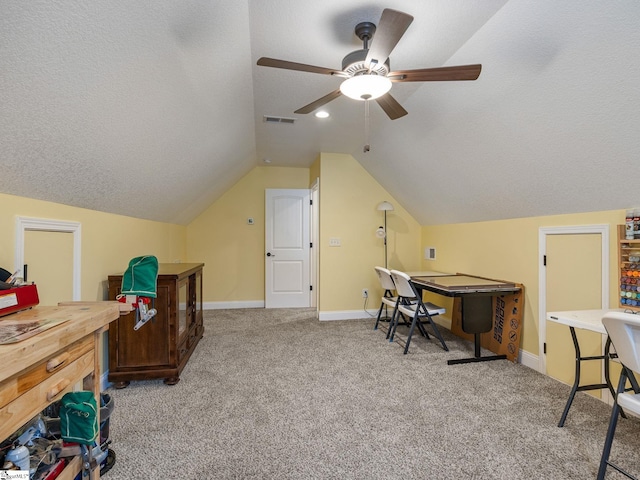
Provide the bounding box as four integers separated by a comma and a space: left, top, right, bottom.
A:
0, 349, 94, 441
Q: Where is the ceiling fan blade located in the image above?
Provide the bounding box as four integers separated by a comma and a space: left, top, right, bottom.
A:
375, 93, 408, 120
294, 89, 342, 114
389, 64, 482, 82
257, 57, 343, 76
365, 9, 413, 69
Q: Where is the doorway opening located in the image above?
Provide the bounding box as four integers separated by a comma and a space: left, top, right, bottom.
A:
15, 216, 82, 301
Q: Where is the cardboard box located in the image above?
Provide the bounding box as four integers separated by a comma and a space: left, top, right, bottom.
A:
450, 284, 524, 362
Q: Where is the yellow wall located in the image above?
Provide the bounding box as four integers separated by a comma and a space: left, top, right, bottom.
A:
185, 157, 421, 315
309, 154, 320, 185
421, 209, 624, 357
0, 193, 186, 300
186, 166, 310, 302
0, 192, 186, 372
318, 153, 422, 312
5, 166, 627, 367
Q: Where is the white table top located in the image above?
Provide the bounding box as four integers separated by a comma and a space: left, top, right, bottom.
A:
546, 309, 626, 335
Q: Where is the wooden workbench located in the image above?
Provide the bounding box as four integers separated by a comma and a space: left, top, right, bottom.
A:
0, 303, 120, 479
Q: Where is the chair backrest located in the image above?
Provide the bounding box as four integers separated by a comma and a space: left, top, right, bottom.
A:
389, 270, 416, 299
602, 311, 640, 373
374, 266, 396, 291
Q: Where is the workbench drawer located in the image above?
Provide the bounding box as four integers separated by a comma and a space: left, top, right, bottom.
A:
0, 335, 93, 411
0, 349, 94, 441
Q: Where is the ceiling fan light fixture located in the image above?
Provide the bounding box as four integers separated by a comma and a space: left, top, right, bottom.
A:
340, 74, 392, 101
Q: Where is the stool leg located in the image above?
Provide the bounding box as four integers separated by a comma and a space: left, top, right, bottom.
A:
403, 312, 420, 354
597, 371, 628, 480
416, 317, 430, 338
387, 298, 403, 341
387, 306, 399, 340
374, 301, 384, 330
427, 316, 449, 351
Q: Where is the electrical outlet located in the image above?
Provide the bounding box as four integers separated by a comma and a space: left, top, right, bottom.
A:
362, 288, 369, 298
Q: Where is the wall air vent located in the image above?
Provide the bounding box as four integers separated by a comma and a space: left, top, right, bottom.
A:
263, 115, 295, 124
425, 247, 436, 260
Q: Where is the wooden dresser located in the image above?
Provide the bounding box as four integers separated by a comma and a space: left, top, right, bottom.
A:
0, 303, 120, 479
107, 263, 204, 388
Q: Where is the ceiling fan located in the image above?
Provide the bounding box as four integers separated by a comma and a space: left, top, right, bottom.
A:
257, 8, 482, 120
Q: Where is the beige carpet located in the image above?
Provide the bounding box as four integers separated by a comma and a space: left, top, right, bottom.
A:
102, 308, 640, 479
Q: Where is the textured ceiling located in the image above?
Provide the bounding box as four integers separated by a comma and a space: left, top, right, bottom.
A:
2, 1, 640, 225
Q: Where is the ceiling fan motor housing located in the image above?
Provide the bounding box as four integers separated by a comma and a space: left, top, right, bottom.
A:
341, 49, 390, 77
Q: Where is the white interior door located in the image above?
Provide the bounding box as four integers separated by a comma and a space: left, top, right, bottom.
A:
539, 225, 610, 400
24, 230, 74, 305
265, 189, 310, 308
545, 234, 602, 394
15, 217, 82, 302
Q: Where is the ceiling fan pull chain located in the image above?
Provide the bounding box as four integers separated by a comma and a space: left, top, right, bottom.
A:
364, 99, 371, 153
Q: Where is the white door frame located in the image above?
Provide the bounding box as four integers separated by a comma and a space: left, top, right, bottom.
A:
310, 178, 319, 311
538, 224, 609, 375
15, 216, 82, 300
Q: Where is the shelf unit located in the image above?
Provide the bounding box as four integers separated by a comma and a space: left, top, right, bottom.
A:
618, 224, 640, 311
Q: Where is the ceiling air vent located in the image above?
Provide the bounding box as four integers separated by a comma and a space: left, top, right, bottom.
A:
263, 115, 295, 125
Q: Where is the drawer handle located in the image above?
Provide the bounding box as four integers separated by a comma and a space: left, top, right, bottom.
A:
46, 353, 70, 372
46, 379, 71, 401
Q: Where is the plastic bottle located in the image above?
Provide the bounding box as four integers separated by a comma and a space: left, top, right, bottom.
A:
634, 209, 640, 239
4, 445, 29, 470
626, 209, 634, 239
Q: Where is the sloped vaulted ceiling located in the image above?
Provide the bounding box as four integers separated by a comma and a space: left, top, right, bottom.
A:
1, 1, 257, 224
2, 1, 640, 225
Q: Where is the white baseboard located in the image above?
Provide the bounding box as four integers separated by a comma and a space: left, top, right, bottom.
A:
101, 371, 111, 391
518, 349, 539, 370
204, 300, 264, 310
203, 304, 379, 320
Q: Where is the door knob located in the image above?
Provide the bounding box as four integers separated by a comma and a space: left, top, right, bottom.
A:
266, 252, 275, 257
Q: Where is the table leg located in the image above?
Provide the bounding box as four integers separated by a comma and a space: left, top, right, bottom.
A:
558, 327, 613, 427
558, 327, 582, 427
447, 333, 507, 365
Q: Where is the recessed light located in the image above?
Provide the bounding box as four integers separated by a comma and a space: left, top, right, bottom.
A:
315, 111, 330, 118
